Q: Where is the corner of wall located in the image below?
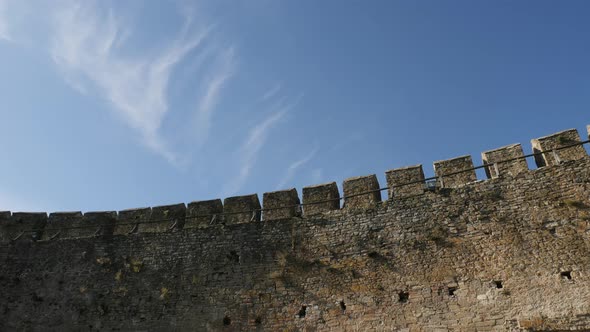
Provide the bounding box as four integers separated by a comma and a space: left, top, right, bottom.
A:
531, 128, 587, 167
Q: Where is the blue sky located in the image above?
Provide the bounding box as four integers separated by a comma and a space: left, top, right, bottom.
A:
0, 0, 588, 212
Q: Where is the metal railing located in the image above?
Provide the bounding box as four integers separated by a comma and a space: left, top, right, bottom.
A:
2, 138, 589, 240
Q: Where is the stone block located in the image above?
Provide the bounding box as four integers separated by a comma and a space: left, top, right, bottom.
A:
385, 165, 425, 198
82, 211, 117, 237
433, 155, 477, 188
0, 211, 12, 243
0, 212, 48, 242
481, 144, 528, 178
116, 207, 152, 235
43, 212, 83, 240
302, 182, 340, 216
262, 188, 301, 221
531, 129, 587, 167
150, 203, 186, 232
587, 124, 590, 139
187, 199, 223, 228
223, 194, 261, 225
342, 174, 382, 209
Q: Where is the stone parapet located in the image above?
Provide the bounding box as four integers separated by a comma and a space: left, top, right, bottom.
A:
187, 199, 223, 228
224, 194, 261, 224
302, 182, 340, 216
82, 211, 117, 237
385, 165, 425, 198
482, 144, 528, 178
343, 174, 382, 209
150, 203, 186, 232
116, 208, 152, 235
531, 128, 587, 167
434, 155, 477, 188
43, 212, 83, 240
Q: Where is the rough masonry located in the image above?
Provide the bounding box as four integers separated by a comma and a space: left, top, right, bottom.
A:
1, 126, 590, 331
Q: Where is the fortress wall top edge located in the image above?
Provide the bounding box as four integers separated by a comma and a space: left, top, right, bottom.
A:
262, 188, 300, 221
433, 155, 477, 188
481, 144, 528, 179
531, 128, 587, 167
1, 124, 589, 244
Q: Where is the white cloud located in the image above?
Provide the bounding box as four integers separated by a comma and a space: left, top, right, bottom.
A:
192, 46, 235, 147
223, 93, 303, 195
260, 83, 281, 102
223, 111, 285, 196
275, 146, 319, 190
48, 3, 219, 164
0, 0, 11, 41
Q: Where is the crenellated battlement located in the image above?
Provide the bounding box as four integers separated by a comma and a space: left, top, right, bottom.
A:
2, 124, 590, 331
1, 124, 589, 244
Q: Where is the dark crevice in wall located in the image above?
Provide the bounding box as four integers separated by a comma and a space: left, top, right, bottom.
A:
298, 306, 307, 318
448, 287, 457, 296
339, 300, 346, 311
227, 250, 240, 263
398, 291, 409, 303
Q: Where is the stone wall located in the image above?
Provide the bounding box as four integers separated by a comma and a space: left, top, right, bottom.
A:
1, 126, 590, 331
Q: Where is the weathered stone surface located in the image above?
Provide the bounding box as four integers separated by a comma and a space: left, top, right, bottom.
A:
82, 211, 116, 237
482, 143, 528, 178
116, 207, 151, 235
0, 212, 47, 243
433, 155, 477, 188
302, 182, 340, 216
0, 211, 12, 243
385, 165, 425, 198
42, 212, 83, 240
150, 203, 186, 232
587, 124, 590, 139
531, 128, 587, 167
342, 174, 382, 209
224, 194, 261, 224
187, 199, 223, 228
262, 188, 301, 221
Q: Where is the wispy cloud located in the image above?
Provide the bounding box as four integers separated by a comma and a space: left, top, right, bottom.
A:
49, 3, 219, 164
275, 146, 319, 190
0, 0, 10, 41
260, 83, 281, 102
223, 110, 286, 196
192, 46, 235, 147
223, 91, 303, 195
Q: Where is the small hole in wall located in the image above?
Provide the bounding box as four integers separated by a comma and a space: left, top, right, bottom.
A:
448, 287, 457, 296
367, 251, 380, 259
223, 316, 231, 325
227, 250, 239, 263
298, 306, 307, 318
339, 301, 346, 311
398, 291, 409, 303
549, 227, 556, 235
494, 281, 503, 289
255, 317, 262, 325
561, 271, 572, 280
